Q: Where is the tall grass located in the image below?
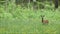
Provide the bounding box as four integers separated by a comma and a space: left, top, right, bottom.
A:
0, 2, 60, 34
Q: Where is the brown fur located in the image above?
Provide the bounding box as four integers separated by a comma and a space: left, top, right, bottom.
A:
43, 20, 49, 24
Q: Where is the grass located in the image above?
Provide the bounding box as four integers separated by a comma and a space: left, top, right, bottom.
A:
0, 3, 60, 34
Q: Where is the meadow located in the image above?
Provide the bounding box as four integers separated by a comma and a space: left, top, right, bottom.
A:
0, 3, 60, 34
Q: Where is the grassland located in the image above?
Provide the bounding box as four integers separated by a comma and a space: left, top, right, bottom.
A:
0, 4, 60, 34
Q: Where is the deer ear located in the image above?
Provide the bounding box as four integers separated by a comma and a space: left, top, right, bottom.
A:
41, 15, 45, 17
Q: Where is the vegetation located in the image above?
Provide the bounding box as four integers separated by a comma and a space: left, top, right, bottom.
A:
0, 0, 60, 34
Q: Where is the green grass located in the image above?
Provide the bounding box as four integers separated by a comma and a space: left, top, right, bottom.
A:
0, 4, 60, 34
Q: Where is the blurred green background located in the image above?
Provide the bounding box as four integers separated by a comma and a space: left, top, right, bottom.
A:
0, 0, 60, 34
